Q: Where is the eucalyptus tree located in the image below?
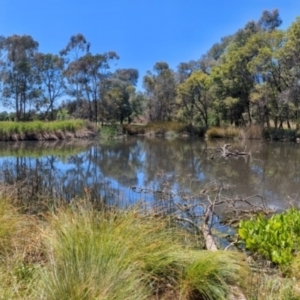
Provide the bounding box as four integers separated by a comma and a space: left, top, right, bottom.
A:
177, 71, 211, 127
278, 17, 300, 127
143, 62, 176, 121
130, 92, 147, 122
105, 68, 139, 124
246, 29, 291, 127
60, 33, 90, 117
176, 60, 200, 84
0, 35, 39, 120
63, 51, 119, 122
35, 53, 65, 120
61, 34, 119, 122
209, 19, 269, 125
258, 9, 282, 32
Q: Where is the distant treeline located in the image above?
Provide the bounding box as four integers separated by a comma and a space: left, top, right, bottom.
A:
0, 9, 300, 129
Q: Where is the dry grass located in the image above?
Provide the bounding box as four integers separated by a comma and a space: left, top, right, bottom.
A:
123, 122, 206, 137
206, 126, 242, 139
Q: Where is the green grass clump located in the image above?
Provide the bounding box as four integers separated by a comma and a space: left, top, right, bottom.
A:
180, 251, 249, 300
35, 204, 249, 300
99, 124, 123, 138
0, 197, 252, 299
37, 206, 178, 299
0, 120, 87, 140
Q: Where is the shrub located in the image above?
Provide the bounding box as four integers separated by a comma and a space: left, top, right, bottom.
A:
262, 128, 297, 141
239, 209, 300, 265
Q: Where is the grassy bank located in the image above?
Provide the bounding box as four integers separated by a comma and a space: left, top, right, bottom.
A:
122, 122, 300, 142
0, 197, 299, 299
0, 120, 97, 141
122, 122, 206, 138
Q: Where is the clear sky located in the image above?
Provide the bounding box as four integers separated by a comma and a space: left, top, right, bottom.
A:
1, 0, 300, 90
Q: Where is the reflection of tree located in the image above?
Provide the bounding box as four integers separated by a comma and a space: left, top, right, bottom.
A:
94, 138, 144, 187
0, 138, 299, 211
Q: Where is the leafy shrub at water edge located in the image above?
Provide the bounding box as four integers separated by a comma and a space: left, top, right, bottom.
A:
239, 209, 300, 265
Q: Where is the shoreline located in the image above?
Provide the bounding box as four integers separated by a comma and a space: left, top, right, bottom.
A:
0, 128, 97, 141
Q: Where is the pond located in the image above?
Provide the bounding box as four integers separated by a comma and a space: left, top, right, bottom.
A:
0, 136, 299, 214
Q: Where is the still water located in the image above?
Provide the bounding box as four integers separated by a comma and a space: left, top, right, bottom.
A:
0, 137, 299, 211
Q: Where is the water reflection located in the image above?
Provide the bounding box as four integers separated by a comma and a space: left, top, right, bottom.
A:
0, 137, 299, 211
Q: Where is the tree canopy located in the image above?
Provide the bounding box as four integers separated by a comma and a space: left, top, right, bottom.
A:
1, 10, 300, 127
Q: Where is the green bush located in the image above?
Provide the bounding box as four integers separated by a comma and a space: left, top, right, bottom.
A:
239, 209, 300, 265
262, 128, 297, 141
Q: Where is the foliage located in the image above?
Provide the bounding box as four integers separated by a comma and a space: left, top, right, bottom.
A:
177, 71, 212, 127
143, 62, 177, 121
239, 209, 300, 265
2, 11, 300, 128
262, 128, 297, 141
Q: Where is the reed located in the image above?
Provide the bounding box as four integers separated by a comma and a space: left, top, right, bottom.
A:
206, 126, 242, 139
0, 120, 90, 141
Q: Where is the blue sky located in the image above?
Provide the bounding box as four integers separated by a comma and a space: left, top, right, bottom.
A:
1, 0, 300, 90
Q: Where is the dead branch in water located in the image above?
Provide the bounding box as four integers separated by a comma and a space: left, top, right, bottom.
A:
132, 180, 270, 252
216, 143, 248, 158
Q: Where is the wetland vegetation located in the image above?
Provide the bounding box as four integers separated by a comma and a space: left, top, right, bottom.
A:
2, 8, 300, 300
0, 137, 299, 299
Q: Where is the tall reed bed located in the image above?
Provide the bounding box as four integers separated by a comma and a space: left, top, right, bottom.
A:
0, 120, 89, 140
206, 126, 242, 139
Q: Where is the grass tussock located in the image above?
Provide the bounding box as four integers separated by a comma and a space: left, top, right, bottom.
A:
180, 251, 249, 300
1, 197, 299, 299
37, 205, 250, 300
0, 198, 253, 300
245, 270, 300, 300
206, 126, 242, 139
